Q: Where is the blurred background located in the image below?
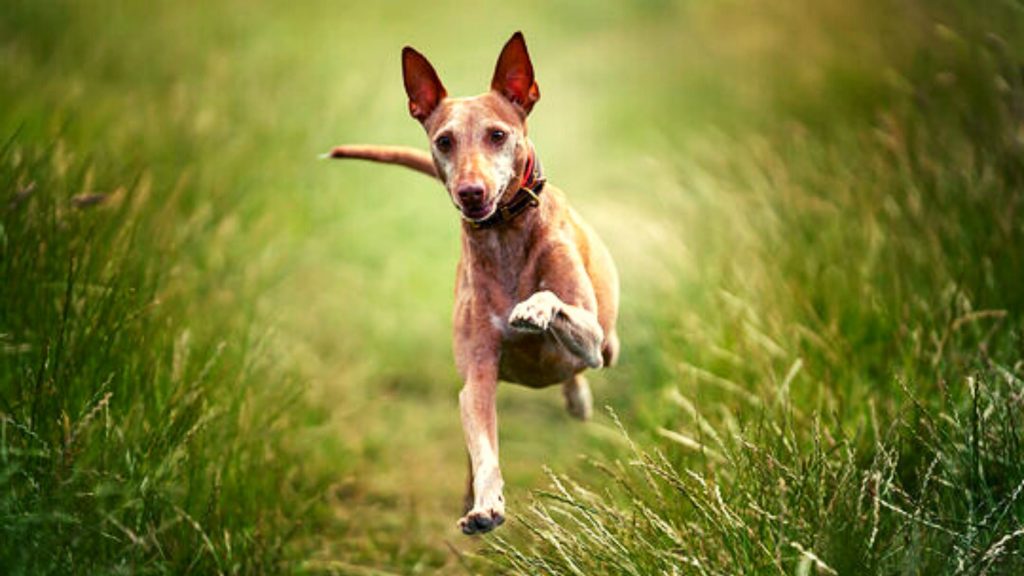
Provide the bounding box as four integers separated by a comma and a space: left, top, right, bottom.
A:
2, 0, 1023, 574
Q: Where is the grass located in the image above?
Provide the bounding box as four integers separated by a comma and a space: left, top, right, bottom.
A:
0, 140, 321, 573
2, 0, 1023, 573
493, 367, 1024, 574
489, 1, 1024, 572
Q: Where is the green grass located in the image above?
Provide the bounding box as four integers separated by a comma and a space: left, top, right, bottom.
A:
0, 136, 323, 572
2, 0, 1023, 573
488, 2, 1024, 572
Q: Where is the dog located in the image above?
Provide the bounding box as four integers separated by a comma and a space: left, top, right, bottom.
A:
326, 31, 619, 535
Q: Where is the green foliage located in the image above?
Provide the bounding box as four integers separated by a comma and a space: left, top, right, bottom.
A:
0, 141, 327, 573
492, 367, 1024, 574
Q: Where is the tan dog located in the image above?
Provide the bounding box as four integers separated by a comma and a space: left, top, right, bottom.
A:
327, 32, 619, 535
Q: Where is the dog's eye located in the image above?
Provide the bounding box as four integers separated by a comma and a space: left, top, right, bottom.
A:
489, 129, 507, 145
435, 135, 453, 153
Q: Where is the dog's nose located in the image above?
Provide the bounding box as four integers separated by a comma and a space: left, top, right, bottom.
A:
457, 184, 485, 205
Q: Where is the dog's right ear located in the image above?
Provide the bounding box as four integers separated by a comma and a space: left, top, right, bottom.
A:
402, 47, 447, 122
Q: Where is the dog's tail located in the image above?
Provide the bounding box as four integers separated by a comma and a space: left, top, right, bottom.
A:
324, 145, 438, 179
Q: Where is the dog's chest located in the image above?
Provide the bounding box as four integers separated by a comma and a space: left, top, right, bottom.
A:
465, 231, 539, 297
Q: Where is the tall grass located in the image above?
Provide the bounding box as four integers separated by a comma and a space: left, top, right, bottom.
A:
490, 1, 1024, 573
0, 140, 328, 573
493, 367, 1024, 574
0, 1, 342, 572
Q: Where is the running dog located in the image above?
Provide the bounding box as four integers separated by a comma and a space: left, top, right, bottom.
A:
326, 32, 619, 534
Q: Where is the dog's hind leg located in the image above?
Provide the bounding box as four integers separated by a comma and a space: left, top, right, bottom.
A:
563, 374, 593, 421
602, 330, 620, 367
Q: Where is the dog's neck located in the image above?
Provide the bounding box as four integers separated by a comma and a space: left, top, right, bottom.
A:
460, 204, 540, 293
459, 151, 545, 289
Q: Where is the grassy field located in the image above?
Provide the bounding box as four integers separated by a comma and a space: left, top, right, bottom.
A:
2, 0, 1023, 574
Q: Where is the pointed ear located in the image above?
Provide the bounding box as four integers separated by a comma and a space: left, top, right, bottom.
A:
402, 46, 447, 122
490, 31, 540, 115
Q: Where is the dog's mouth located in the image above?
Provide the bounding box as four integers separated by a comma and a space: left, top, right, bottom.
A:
460, 201, 496, 222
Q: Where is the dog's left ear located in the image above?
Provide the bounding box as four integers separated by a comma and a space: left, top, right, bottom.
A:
490, 31, 540, 115
403, 46, 447, 122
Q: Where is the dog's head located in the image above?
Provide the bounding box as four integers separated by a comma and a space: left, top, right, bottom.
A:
402, 32, 540, 223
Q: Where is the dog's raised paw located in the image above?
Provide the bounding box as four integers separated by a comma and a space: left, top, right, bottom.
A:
458, 507, 505, 535
509, 291, 558, 333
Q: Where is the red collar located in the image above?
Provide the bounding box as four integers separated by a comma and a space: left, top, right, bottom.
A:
469, 145, 545, 229
519, 146, 540, 190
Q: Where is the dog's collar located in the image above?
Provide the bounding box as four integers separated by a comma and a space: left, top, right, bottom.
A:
468, 145, 545, 230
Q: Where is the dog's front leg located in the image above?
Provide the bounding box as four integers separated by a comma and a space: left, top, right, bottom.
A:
509, 290, 605, 368
457, 363, 504, 534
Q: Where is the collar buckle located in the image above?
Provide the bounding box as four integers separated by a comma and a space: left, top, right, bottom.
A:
520, 185, 541, 207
